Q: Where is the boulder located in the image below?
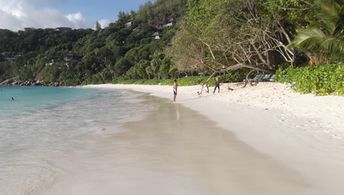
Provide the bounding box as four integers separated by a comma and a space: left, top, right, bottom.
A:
0, 78, 15, 86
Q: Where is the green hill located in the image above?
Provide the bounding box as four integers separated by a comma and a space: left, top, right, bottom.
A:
0, 0, 187, 86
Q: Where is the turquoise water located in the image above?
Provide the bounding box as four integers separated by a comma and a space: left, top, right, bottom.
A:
0, 86, 98, 118
0, 87, 151, 194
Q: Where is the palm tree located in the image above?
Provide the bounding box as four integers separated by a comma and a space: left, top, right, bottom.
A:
150, 52, 164, 80
291, 0, 344, 64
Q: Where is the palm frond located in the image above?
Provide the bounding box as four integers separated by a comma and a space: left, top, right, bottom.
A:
291, 27, 325, 50
333, 4, 344, 36
321, 37, 344, 54
291, 0, 344, 60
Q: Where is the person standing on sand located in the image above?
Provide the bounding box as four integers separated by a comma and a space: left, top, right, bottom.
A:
213, 77, 220, 94
173, 79, 178, 102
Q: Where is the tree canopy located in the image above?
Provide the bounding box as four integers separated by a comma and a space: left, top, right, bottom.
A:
0, 0, 342, 85
0, 0, 187, 85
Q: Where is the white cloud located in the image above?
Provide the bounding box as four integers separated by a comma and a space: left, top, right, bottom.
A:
97, 19, 111, 29
0, 0, 26, 19
65, 12, 85, 27
0, 0, 86, 31
66, 12, 84, 23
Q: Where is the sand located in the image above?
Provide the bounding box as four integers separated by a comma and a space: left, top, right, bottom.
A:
45, 95, 310, 195
84, 82, 344, 194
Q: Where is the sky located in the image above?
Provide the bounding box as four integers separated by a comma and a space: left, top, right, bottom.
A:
0, 0, 150, 31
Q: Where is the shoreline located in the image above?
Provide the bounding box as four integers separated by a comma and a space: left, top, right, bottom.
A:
85, 82, 344, 194
46, 94, 311, 195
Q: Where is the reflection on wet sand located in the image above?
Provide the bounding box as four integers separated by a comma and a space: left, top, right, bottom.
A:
46, 95, 311, 195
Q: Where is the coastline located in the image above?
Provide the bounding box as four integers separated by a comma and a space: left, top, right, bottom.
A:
85, 82, 344, 194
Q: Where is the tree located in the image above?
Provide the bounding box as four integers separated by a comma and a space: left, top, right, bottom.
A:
166, 23, 207, 71
114, 58, 131, 76
96, 21, 102, 31
117, 11, 131, 25
170, 0, 297, 82
149, 51, 164, 80
125, 60, 150, 79
290, 0, 344, 64
0, 0, 188, 84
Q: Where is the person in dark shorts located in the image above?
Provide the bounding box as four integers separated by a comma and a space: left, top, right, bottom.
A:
213, 77, 220, 94
173, 79, 178, 102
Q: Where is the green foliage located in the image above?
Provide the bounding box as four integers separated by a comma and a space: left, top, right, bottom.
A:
96, 21, 102, 31
0, 28, 91, 83
260, 0, 313, 25
0, 0, 188, 85
170, 0, 315, 76
171, 76, 208, 86
135, 0, 187, 27
125, 60, 150, 79
276, 64, 344, 95
114, 75, 210, 86
290, 0, 344, 63
188, 0, 229, 32
218, 72, 246, 83
4, 0, 343, 90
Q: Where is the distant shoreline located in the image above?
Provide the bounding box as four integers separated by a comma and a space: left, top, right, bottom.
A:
0, 78, 60, 87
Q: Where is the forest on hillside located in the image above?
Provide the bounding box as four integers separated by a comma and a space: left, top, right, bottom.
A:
0, 0, 187, 85
0, 0, 343, 87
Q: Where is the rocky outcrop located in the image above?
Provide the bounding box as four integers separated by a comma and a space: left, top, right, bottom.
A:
0, 77, 17, 86
0, 78, 60, 87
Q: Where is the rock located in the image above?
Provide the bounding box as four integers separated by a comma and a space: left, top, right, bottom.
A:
0, 78, 16, 86
12, 81, 19, 85
1, 78, 59, 87
34, 80, 43, 86
24, 81, 31, 86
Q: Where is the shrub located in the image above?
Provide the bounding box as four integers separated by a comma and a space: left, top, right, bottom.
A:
113, 76, 211, 86
218, 71, 246, 83
276, 64, 344, 95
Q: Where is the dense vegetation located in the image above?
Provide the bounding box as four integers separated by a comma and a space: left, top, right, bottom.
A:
0, 0, 187, 85
0, 0, 343, 95
0, 28, 91, 84
276, 64, 344, 95
167, 0, 343, 94
114, 76, 209, 86
170, 0, 343, 71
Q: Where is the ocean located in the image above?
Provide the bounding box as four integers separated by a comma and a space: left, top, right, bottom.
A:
0, 86, 150, 195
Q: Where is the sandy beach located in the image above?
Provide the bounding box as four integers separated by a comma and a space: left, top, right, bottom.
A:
45, 93, 309, 195
84, 82, 344, 194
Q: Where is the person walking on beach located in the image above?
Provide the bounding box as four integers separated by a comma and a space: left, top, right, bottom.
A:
173, 79, 178, 102
213, 77, 220, 94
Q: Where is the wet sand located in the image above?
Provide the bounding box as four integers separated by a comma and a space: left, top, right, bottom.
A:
45, 95, 311, 195
86, 84, 344, 195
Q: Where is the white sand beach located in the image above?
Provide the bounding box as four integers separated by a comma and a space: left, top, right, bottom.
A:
84, 82, 344, 194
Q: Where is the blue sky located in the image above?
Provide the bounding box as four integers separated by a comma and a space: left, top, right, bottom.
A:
55, 0, 150, 23
0, 0, 150, 31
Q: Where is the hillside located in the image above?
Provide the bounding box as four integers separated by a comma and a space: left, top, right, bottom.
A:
0, 0, 187, 86
0, 0, 342, 91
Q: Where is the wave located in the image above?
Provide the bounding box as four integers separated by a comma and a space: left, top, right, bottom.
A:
0, 88, 152, 194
